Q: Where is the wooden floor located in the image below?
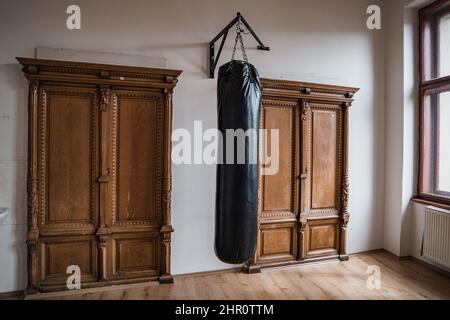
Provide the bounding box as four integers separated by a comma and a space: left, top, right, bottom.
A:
31, 251, 450, 300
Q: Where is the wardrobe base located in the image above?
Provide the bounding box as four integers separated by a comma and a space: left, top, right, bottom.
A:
339, 254, 350, 261
158, 274, 174, 284
245, 264, 262, 274
26, 276, 164, 295
247, 255, 347, 272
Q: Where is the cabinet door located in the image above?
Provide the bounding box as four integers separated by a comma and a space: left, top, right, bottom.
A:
303, 103, 343, 258
37, 86, 99, 287
108, 89, 164, 279
257, 99, 300, 264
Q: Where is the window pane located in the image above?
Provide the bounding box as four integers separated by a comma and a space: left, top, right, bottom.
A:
421, 91, 434, 194
439, 13, 450, 78
438, 91, 450, 192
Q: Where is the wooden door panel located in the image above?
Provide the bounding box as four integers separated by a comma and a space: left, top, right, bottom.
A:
259, 222, 297, 262
257, 100, 299, 266
108, 90, 163, 281
112, 91, 163, 226
112, 233, 160, 279
305, 219, 338, 256
39, 87, 98, 229
261, 102, 296, 214
311, 109, 338, 209
40, 236, 97, 285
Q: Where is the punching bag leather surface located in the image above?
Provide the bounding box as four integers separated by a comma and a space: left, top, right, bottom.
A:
215, 60, 261, 264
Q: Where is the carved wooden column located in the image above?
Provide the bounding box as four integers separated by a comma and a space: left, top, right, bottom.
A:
97, 85, 112, 280
299, 100, 311, 260
159, 87, 175, 284
26, 79, 40, 293
339, 100, 351, 261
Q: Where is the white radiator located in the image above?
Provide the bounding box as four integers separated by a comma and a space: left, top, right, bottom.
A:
422, 206, 450, 268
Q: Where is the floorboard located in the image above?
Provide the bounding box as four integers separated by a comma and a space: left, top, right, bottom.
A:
28, 251, 450, 300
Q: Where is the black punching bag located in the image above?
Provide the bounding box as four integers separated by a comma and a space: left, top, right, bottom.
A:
215, 58, 261, 264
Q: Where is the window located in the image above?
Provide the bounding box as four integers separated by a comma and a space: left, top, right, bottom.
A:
418, 0, 450, 208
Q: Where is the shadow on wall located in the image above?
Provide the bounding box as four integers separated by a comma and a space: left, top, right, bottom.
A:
0, 63, 28, 292
13, 225, 27, 292
138, 43, 209, 78
0, 63, 28, 161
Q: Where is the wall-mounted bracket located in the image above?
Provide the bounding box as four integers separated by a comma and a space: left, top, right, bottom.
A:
209, 12, 270, 78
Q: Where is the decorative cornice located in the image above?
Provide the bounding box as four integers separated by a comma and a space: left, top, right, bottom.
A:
308, 209, 339, 218
261, 78, 359, 96
16, 57, 182, 86
42, 222, 93, 229
310, 102, 341, 111
261, 211, 296, 219
261, 99, 297, 108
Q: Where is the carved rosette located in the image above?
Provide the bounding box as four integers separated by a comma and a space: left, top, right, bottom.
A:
97, 235, 108, 249
26, 239, 38, 253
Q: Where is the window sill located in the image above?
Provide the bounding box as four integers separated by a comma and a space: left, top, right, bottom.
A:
411, 197, 450, 210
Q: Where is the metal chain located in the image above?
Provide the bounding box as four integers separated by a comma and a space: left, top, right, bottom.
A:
238, 32, 248, 62
231, 19, 248, 62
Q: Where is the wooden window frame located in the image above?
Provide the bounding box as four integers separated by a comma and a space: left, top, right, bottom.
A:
416, 0, 450, 209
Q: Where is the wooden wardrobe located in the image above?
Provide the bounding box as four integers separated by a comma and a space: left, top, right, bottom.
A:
247, 78, 358, 272
18, 57, 182, 293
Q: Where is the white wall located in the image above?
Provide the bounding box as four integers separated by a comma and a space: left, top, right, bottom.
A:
383, 0, 407, 256
382, 0, 441, 259
0, 0, 386, 292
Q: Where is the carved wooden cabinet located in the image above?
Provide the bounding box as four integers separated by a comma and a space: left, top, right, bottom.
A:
247, 78, 358, 272
18, 57, 181, 292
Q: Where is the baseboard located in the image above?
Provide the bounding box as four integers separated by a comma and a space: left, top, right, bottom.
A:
174, 266, 244, 279
348, 248, 385, 256
365, 249, 450, 278
0, 290, 25, 300
409, 257, 450, 278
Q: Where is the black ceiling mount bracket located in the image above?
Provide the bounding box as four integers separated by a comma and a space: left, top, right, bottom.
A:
209, 12, 270, 78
